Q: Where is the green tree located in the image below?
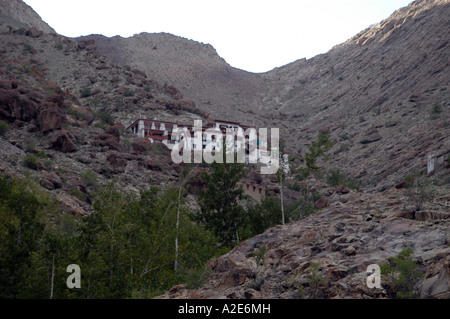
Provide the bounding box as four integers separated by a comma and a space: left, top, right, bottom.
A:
247, 196, 282, 235
0, 177, 46, 298
292, 134, 332, 218
195, 151, 247, 247
381, 248, 423, 299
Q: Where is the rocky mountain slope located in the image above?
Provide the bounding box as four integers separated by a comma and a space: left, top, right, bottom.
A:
81, 33, 262, 123
84, 0, 450, 191
157, 185, 450, 299
0, 0, 448, 299
0, 8, 207, 216
0, 0, 55, 34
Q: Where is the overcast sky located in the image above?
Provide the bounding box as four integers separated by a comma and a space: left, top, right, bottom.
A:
23, 0, 413, 73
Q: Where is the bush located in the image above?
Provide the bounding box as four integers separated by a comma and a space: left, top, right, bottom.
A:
23, 155, 39, 170
326, 169, 360, 190
432, 104, 442, 114
96, 111, 115, 126
80, 88, 92, 98
404, 176, 435, 211
0, 121, 9, 136
123, 88, 135, 97
80, 169, 99, 191
381, 248, 423, 299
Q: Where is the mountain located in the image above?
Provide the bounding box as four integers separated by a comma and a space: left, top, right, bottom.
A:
84, 0, 450, 191
80, 33, 262, 122
0, 0, 448, 299
0, 0, 55, 33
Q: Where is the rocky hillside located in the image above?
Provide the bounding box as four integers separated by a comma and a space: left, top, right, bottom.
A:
157, 184, 450, 299
0, 0, 55, 34
83, 0, 450, 192
0, 0, 448, 299
0, 12, 208, 216
81, 33, 262, 123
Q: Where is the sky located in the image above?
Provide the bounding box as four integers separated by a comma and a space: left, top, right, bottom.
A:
23, 0, 413, 73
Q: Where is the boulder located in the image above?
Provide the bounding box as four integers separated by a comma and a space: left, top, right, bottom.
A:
105, 125, 121, 142
131, 138, 152, 153
49, 129, 77, 153
25, 27, 43, 38
0, 89, 37, 122
37, 102, 66, 132
315, 198, 328, 209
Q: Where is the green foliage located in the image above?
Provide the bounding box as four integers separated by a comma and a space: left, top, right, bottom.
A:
96, 111, 115, 126
0, 176, 48, 298
123, 88, 135, 97
250, 246, 267, 266
195, 155, 247, 247
247, 196, 283, 235
23, 44, 34, 54
0, 120, 9, 136
80, 169, 99, 192
0, 175, 221, 298
296, 133, 333, 179
404, 175, 435, 211
381, 248, 423, 299
36, 150, 47, 158
326, 169, 360, 189
431, 104, 442, 114
80, 88, 92, 98
23, 155, 39, 170
306, 261, 327, 299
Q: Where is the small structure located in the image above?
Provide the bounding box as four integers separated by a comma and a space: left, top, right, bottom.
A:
427, 154, 435, 175
243, 182, 265, 203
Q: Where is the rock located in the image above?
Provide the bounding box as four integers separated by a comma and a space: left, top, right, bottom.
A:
37, 102, 66, 132
105, 125, 121, 142
420, 267, 450, 299
40, 177, 54, 190
0, 89, 37, 122
164, 85, 183, 100
343, 245, 357, 256
395, 180, 407, 189
93, 133, 124, 152
45, 94, 65, 107
131, 138, 152, 153
131, 68, 147, 78
315, 198, 328, 209
336, 185, 350, 194
360, 129, 383, 144
0, 80, 13, 90
107, 153, 127, 169
41, 172, 63, 189
49, 129, 77, 153
165, 99, 196, 111
25, 27, 43, 38
77, 39, 96, 51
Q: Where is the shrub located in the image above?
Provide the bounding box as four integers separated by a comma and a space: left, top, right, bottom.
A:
35, 150, 47, 158
326, 169, 360, 190
432, 104, 442, 114
306, 261, 327, 299
96, 111, 115, 126
404, 177, 435, 211
80, 88, 92, 98
123, 88, 135, 97
0, 121, 9, 136
80, 169, 99, 191
381, 248, 423, 299
23, 155, 39, 170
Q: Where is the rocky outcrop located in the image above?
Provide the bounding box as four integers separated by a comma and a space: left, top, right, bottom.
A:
49, 129, 77, 153
157, 188, 449, 299
0, 0, 55, 34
